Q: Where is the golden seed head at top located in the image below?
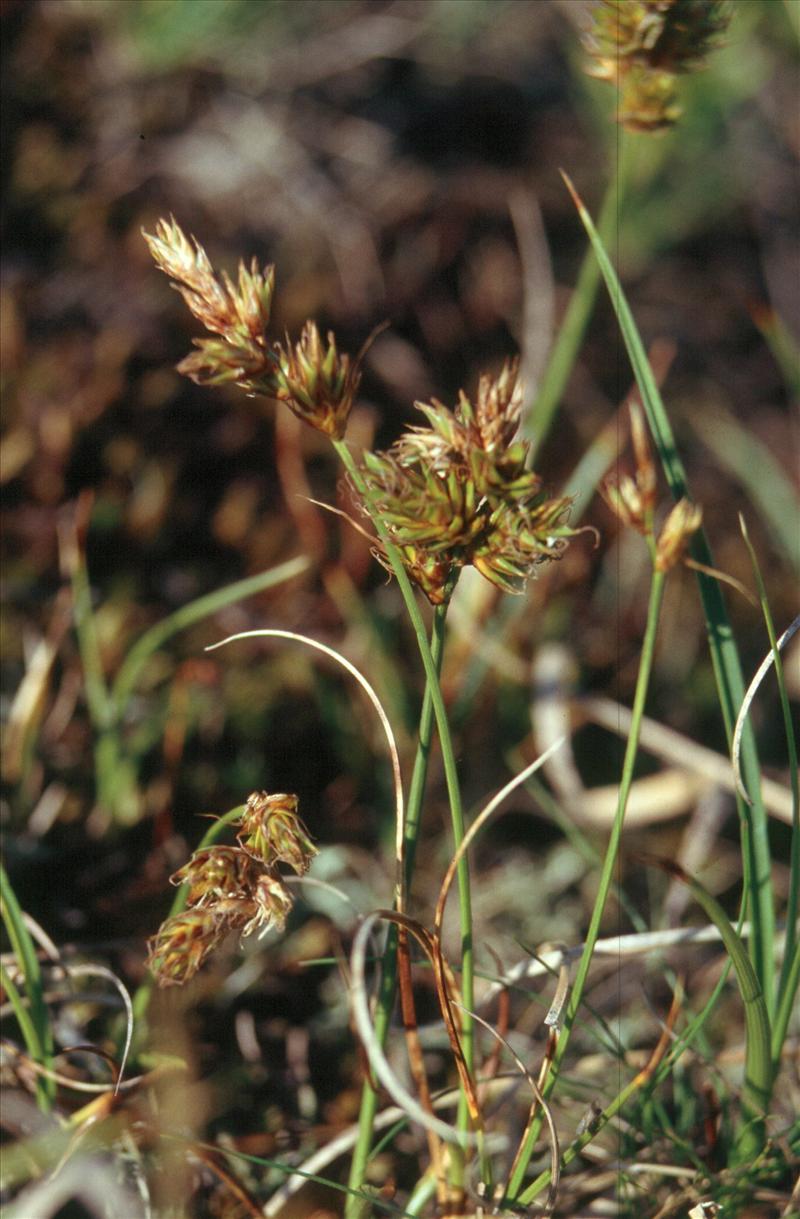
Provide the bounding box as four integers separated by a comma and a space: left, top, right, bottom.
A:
143, 218, 275, 342
468, 358, 524, 454
144, 218, 369, 435
584, 0, 730, 131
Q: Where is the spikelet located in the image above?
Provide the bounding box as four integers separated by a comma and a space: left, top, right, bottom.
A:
357, 362, 581, 602
143, 217, 278, 393
147, 791, 315, 987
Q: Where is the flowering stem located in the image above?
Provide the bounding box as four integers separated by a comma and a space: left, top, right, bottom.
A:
332, 438, 474, 1203
404, 602, 448, 892
344, 605, 447, 1217
507, 563, 667, 1206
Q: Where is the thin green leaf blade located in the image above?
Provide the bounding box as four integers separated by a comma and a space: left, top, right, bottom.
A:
0, 864, 55, 1109
642, 856, 772, 1161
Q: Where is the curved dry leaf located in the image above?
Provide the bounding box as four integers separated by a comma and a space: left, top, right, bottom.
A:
207, 629, 405, 902
732, 613, 800, 805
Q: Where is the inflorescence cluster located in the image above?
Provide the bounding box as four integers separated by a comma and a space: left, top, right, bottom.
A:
143, 218, 581, 607
584, 0, 731, 131
147, 792, 316, 986
359, 364, 577, 603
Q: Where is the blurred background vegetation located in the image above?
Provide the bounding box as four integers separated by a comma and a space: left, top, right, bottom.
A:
1, 0, 798, 1210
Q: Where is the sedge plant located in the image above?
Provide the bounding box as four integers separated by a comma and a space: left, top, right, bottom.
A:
136, 158, 796, 1212
4, 5, 796, 1214
141, 214, 586, 1212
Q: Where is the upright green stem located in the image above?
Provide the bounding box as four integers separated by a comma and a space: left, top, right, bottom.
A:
403, 604, 448, 893
507, 564, 667, 1206
344, 608, 447, 1217
334, 437, 474, 1209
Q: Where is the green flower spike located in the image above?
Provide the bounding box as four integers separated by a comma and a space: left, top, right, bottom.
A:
273, 321, 362, 439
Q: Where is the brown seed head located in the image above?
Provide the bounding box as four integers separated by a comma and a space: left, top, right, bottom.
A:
600, 403, 658, 534
465, 358, 523, 453
143, 217, 278, 394
629, 402, 657, 508
600, 474, 651, 534
169, 846, 252, 906
584, 0, 730, 131
147, 790, 311, 986
358, 370, 578, 601
176, 337, 277, 390
398, 360, 525, 474
146, 907, 225, 987
245, 869, 295, 936
237, 791, 318, 873
472, 494, 574, 594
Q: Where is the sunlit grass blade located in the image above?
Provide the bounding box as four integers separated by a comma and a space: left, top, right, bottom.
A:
507, 563, 668, 1203
562, 170, 775, 1010
0, 863, 55, 1109
517, 979, 680, 1206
